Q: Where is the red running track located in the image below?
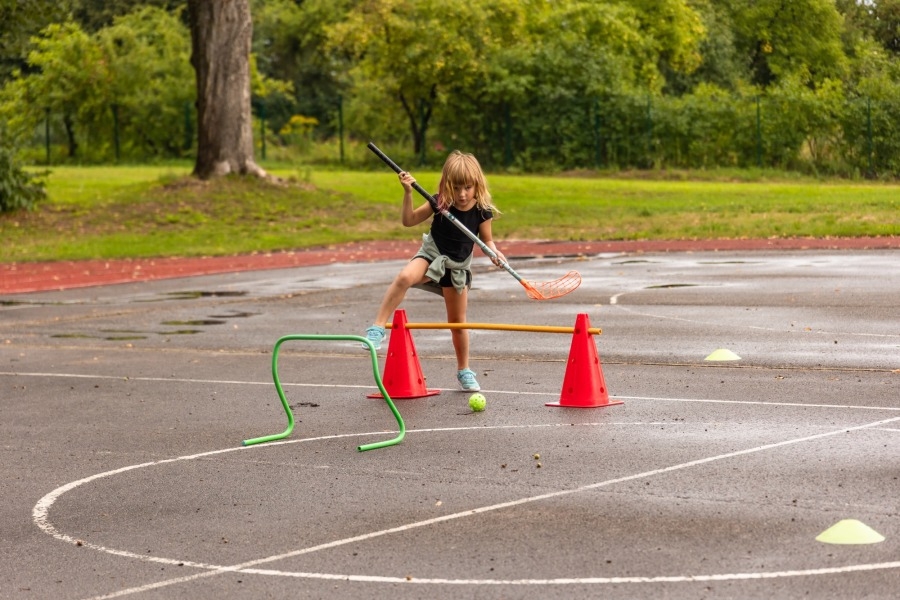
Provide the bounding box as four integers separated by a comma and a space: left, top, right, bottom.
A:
2, 237, 897, 295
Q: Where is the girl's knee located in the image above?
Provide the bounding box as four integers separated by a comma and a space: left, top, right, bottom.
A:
394, 272, 420, 289
395, 259, 428, 288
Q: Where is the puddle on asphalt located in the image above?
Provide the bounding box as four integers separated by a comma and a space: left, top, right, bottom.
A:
133, 290, 250, 303
47, 294, 255, 342
51, 333, 97, 339
95, 328, 150, 341
644, 283, 701, 289
165, 291, 249, 300
51, 333, 149, 341
1, 300, 61, 306
51, 326, 204, 341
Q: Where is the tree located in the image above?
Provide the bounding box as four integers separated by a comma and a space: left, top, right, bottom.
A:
329, 0, 525, 156
72, 0, 186, 32
839, 0, 900, 56
186, 0, 265, 179
0, 0, 73, 83
429, 0, 706, 168
482, 1, 659, 168
628, 0, 705, 82
870, 0, 900, 55
0, 22, 108, 159
724, 0, 848, 88
97, 7, 194, 158
251, 0, 353, 138
1, 10, 195, 162
661, 0, 746, 93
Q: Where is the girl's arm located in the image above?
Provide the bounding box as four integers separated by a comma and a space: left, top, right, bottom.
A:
477, 219, 506, 266
399, 171, 434, 227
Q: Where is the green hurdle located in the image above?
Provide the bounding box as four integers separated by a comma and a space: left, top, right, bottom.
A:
242, 334, 405, 452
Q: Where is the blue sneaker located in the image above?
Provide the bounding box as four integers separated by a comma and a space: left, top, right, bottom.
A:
457, 368, 480, 391
363, 325, 386, 350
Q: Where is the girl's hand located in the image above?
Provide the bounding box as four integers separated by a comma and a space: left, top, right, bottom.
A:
490, 250, 506, 267
398, 171, 415, 192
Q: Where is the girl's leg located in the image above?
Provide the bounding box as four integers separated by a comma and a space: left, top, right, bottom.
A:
374, 258, 430, 326
442, 286, 469, 370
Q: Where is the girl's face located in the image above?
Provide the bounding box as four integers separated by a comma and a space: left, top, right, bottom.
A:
452, 181, 476, 208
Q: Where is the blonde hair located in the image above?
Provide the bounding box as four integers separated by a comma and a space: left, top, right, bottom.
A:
437, 150, 500, 214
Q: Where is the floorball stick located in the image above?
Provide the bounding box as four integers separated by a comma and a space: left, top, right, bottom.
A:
367, 142, 581, 301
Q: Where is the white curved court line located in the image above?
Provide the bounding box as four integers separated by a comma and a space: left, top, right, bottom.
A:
31, 416, 900, 600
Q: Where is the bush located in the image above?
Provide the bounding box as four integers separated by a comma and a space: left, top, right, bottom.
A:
0, 147, 47, 213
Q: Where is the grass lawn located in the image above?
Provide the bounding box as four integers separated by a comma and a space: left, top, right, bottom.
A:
308, 169, 900, 241
1, 163, 897, 263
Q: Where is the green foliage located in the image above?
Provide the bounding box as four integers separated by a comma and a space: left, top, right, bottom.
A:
0, 5, 296, 164
495, 0, 706, 169
252, 0, 352, 137
0, 145, 46, 212
840, 0, 900, 57
644, 84, 755, 169
329, 0, 526, 154
0, 22, 104, 158
663, 0, 745, 93
628, 0, 706, 78
0, 0, 74, 82
0, 10, 194, 161
277, 114, 319, 154
71, 0, 186, 32
95, 7, 194, 158
326, 0, 708, 165
723, 0, 848, 87
3, 0, 900, 177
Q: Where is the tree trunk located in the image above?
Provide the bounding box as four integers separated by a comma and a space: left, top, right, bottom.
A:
187, 0, 266, 179
399, 85, 436, 158
63, 113, 78, 159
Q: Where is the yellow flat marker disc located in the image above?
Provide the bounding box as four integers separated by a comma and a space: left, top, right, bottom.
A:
705, 349, 741, 361
816, 519, 886, 545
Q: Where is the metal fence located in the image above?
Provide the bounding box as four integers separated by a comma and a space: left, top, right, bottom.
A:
20, 94, 900, 178
475, 94, 900, 178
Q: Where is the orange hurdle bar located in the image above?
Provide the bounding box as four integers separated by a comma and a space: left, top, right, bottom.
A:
386, 322, 601, 335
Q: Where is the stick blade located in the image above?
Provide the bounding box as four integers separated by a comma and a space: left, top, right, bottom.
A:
523, 271, 582, 300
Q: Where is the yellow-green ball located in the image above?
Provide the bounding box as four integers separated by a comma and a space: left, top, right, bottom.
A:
468, 393, 486, 412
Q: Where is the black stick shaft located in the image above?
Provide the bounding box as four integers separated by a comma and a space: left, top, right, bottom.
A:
366, 142, 439, 212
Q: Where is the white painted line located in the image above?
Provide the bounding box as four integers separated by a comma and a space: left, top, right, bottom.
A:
616, 395, 900, 412
242, 560, 900, 584
4, 371, 899, 412
0, 371, 301, 387
28, 417, 900, 599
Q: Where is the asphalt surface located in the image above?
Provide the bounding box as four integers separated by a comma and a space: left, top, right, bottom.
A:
2, 248, 899, 599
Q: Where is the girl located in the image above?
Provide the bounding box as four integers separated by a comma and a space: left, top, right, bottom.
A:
364, 150, 505, 392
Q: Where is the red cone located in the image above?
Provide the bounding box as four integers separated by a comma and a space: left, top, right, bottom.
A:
546, 313, 622, 408
368, 309, 440, 399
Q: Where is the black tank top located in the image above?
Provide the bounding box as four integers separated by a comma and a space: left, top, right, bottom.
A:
430, 197, 493, 262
